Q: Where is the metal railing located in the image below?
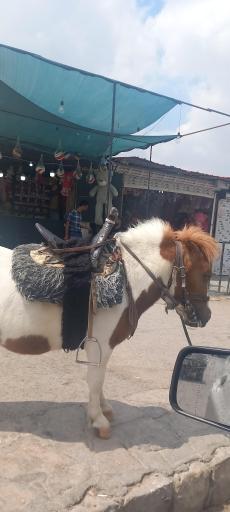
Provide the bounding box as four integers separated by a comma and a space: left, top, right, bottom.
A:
214, 241, 230, 294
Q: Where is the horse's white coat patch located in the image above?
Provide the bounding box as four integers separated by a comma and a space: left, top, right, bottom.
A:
116, 219, 172, 301
0, 250, 62, 350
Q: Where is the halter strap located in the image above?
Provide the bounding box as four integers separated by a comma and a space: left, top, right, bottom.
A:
120, 240, 193, 346
120, 240, 181, 309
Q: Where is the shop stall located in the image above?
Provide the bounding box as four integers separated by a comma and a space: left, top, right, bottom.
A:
115, 157, 229, 233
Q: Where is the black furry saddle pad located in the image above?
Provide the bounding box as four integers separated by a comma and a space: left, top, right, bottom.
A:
12, 244, 65, 303
12, 241, 124, 352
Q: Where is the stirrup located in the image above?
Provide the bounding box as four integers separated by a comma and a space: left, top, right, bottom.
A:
76, 337, 102, 366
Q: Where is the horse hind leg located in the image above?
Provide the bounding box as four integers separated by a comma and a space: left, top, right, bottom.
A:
85, 339, 112, 439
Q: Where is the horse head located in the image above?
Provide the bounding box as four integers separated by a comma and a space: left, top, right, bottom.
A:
160, 224, 219, 327
174, 226, 219, 327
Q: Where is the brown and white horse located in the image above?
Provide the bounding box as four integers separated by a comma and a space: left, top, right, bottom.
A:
0, 219, 218, 438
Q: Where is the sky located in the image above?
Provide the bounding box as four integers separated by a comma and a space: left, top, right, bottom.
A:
1, 0, 230, 177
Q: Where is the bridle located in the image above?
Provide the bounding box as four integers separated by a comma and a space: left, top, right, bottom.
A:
120, 240, 209, 347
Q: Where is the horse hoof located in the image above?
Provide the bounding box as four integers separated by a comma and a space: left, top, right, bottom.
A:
97, 427, 111, 439
103, 409, 114, 422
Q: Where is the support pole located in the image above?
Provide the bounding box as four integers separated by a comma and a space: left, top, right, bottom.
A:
146, 145, 152, 219
218, 242, 225, 293
106, 82, 117, 215
210, 191, 219, 236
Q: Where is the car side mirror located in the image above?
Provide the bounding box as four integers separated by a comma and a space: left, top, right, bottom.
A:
169, 346, 230, 432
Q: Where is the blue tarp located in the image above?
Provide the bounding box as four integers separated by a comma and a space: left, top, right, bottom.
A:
0, 45, 178, 158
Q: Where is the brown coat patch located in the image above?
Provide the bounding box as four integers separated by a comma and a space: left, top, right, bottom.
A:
109, 283, 160, 348
4, 335, 50, 355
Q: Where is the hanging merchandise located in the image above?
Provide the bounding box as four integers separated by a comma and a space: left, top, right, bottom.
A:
35, 154, 45, 174
89, 165, 118, 226
54, 139, 65, 161
57, 162, 65, 178
12, 137, 22, 159
35, 154, 45, 186
86, 161, 95, 184
54, 140, 71, 161
75, 158, 82, 180
63, 152, 71, 160
61, 170, 75, 197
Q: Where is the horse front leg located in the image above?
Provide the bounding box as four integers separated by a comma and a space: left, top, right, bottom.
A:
85, 339, 112, 439
100, 391, 114, 422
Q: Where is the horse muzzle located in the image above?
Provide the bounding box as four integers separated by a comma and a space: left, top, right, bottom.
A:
176, 300, 211, 328
175, 303, 202, 328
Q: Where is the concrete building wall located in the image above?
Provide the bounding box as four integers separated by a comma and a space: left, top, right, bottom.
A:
213, 196, 230, 275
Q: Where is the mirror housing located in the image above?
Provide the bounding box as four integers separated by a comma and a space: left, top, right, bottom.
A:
170, 346, 230, 432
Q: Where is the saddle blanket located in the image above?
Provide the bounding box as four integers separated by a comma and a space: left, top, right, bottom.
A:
12, 243, 124, 309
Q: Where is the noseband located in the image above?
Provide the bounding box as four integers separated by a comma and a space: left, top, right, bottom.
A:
121, 240, 209, 346
172, 241, 209, 327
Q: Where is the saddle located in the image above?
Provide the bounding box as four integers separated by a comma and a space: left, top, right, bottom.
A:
12, 208, 123, 352
35, 206, 119, 272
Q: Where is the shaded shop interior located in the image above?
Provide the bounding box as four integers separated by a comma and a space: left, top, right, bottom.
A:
116, 158, 220, 232
122, 188, 213, 230
0, 147, 122, 248
1, 146, 230, 249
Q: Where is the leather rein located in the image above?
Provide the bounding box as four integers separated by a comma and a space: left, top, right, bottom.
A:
120, 239, 202, 347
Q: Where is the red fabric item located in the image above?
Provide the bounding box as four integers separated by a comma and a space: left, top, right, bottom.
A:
193, 212, 209, 232
61, 171, 74, 197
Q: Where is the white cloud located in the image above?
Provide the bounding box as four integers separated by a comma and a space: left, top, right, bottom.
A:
147, 0, 230, 176
1, 0, 230, 176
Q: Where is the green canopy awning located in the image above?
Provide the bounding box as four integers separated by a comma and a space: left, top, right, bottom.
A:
0, 45, 178, 158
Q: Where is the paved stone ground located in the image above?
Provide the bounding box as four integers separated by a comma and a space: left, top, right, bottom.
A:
208, 504, 230, 511
0, 298, 230, 511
